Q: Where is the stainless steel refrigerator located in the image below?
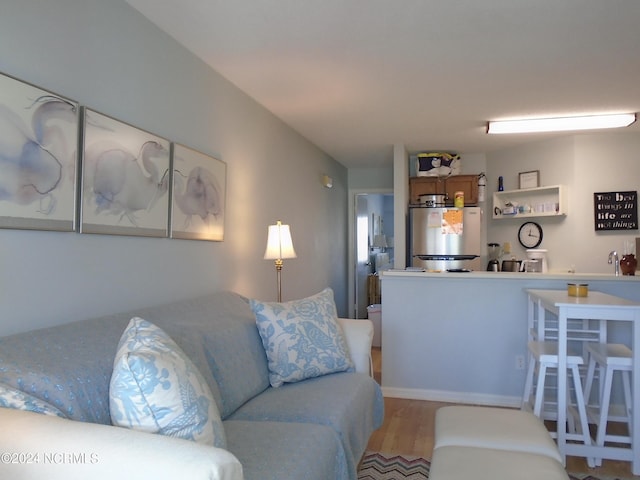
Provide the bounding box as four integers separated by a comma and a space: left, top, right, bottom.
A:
409, 206, 482, 271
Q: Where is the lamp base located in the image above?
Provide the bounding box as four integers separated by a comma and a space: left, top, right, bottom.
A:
274, 260, 283, 302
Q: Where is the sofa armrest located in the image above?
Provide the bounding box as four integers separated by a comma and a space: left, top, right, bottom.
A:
0, 408, 243, 480
337, 318, 374, 376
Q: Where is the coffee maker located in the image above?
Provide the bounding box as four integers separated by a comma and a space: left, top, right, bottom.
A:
520, 249, 548, 273
487, 243, 502, 271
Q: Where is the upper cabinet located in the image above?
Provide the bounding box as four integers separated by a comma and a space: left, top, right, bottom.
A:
409, 175, 479, 205
492, 185, 567, 219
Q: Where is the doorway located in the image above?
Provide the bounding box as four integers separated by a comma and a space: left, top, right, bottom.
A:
350, 191, 394, 319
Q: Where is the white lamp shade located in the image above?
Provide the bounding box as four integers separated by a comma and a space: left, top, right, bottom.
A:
264, 222, 297, 260
372, 234, 388, 248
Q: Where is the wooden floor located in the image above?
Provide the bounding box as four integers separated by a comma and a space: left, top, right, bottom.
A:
367, 347, 640, 479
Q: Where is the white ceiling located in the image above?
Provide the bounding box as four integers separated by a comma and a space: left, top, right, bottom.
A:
125, 0, 640, 168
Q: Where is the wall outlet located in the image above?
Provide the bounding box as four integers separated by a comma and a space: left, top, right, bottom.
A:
515, 355, 526, 370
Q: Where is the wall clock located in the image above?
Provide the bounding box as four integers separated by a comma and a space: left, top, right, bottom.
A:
518, 222, 543, 249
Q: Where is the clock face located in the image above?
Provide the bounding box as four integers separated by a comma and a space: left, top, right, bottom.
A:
518, 222, 543, 249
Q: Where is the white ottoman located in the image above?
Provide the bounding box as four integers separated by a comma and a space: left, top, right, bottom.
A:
434, 406, 561, 463
430, 446, 569, 480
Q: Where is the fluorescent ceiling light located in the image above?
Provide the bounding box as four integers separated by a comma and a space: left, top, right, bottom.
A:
487, 113, 636, 134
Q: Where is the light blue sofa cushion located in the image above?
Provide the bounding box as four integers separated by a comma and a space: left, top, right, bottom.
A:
250, 288, 354, 388
109, 317, 226, 447
229, 371, 384, 480
144, 292, 271, 419
0, 291, 269, 423
224, 420, 347, 480
0, 314, 129, 423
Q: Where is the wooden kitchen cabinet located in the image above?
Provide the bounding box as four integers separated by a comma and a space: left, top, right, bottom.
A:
409, 177, 445, 203
409, 174, 479, 205
445, 175, 479, 205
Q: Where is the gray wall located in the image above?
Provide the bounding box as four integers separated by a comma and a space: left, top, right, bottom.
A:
0, 0, 348, 336
486, 132, 640, 273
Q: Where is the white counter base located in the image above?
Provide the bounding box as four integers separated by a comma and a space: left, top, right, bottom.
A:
380, 270, 640, 406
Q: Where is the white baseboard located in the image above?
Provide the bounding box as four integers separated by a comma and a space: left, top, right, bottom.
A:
381, 387, 630, 414
381, 386, 522, 408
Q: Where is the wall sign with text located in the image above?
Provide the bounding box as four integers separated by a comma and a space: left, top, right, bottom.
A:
593, 191, 638, 231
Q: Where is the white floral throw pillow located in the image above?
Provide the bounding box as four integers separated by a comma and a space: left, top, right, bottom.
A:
109, 317, 226, 448
0, 382, 67, 418
250, 288, 354, 388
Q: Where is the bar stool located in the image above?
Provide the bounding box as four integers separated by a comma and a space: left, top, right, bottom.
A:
521, 341, 595, 466
583, 343, 632, 465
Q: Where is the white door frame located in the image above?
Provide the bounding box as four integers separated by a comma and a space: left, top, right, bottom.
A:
347, 187, 393, 319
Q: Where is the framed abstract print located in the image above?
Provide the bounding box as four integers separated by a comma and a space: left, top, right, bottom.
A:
80, 108, 170, 237
170, 144, 226, 241
0, 72, 79, 231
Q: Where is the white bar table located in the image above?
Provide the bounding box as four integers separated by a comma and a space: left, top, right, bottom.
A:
525, 289, 640, 474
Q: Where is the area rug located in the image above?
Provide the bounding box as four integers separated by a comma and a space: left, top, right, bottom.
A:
357, 452, 635, 480
358, 452, 429, 480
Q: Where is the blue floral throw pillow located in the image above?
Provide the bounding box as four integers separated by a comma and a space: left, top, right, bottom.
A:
0, 381, 67, 418
250, 288, 354, 388
109, 317, 226, 448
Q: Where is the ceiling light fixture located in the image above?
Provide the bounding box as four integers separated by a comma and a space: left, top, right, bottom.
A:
487, 113, 636, 134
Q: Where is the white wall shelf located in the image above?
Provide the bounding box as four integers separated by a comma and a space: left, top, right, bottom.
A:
493, 185, 567, 220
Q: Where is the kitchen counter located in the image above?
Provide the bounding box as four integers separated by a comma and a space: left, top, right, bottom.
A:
382, 269, 640, 281
379, 270, 640, 406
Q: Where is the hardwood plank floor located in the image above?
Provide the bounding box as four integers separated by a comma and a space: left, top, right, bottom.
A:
367, 347, 640, 478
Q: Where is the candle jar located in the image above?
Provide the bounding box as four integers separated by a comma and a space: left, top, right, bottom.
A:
620, 254, 637, 276
568, 283, 589, 297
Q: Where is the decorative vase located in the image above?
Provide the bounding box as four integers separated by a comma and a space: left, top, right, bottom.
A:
620, 254, 637, 276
